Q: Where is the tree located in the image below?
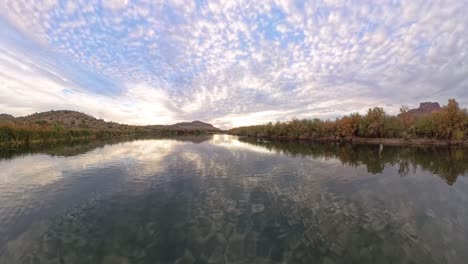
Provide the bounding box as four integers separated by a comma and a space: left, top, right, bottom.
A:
265, 122, 274, 137
399, 105, 413, 129
338, 113, 361, 137
384, 116, 403, 138
434, 99, 465, 139
412, 115, 436, 138
361, 107, 386, 137
400, 105, 409, 113
228, 99, 467, 141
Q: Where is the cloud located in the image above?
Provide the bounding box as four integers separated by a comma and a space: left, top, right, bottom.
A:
0, 43, 178, 125
101, 0, 129, 11
0, 0, 467, 129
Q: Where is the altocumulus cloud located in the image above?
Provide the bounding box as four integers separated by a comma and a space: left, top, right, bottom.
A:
1, 0, 467, 129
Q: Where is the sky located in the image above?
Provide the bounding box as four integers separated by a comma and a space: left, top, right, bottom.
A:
0, 0, 467, 129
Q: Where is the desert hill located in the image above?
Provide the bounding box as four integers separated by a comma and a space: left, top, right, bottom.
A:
0, 110, 221, 132
171, 121, 221, 132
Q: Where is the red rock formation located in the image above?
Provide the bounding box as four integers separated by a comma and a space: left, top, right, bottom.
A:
399, 102, 442, 117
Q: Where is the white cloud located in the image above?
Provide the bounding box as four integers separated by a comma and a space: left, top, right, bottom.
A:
1, 0, 467, 129
0, 47, 178, 125
0, 0, 58, 44
101, 0, 129, 10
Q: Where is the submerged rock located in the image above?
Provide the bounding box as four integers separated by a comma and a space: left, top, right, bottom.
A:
102, 255, 130, 264
251, 204, 265, 213
174, 250, 195, 264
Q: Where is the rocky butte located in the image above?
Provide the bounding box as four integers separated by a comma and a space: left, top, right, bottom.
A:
399, 102, 442, 118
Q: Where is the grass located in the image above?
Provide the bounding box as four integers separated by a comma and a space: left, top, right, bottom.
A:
0, 123, 211, 147
0, 124, 94, 146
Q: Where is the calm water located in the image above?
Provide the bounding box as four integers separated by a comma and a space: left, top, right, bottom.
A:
1, 135, 468, 264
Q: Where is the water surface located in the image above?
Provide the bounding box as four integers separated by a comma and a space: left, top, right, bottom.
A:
1, 135, 467, 263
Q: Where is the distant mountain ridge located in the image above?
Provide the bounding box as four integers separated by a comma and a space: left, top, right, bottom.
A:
0, 114, 15, 121
171, 121, 221, 132
0, 110, 221, 132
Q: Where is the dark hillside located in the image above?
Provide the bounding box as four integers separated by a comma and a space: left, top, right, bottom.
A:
171, 121, 221, 132
0, 110, 221, 146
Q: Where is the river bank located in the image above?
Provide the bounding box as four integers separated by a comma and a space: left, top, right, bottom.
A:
0, 128, 212, 149
235, 135, 468, 146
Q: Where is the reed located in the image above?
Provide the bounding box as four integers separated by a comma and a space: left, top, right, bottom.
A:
0, 124, 93, 146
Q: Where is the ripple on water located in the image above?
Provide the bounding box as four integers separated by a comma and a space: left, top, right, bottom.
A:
1, 137, 468, 263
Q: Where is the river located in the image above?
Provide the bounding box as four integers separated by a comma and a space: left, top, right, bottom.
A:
0, 135, 467, 263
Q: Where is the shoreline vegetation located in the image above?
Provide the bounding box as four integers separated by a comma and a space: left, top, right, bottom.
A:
229, 99, 468, 146
2, 99, 468, 148
0, 126, 212, 147
0, 110, 221, 147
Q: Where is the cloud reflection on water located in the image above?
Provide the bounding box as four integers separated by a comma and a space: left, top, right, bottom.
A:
0, 136, 468, 263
